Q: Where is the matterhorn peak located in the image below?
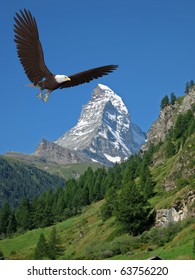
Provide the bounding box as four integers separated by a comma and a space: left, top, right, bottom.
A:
93, 84, 114, 96
54, 84, 146, 166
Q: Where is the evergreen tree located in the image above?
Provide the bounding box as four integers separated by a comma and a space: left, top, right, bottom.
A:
189, 80, 195, 89
102, 168, 115, 191
16, 198, 32, 231
100, 186, 117, 221
7, 211, 17, 236
52, 188, 66, 222
33, 233, 48, 260
164, 140, 176, 158
174, 110, 194, 140
173, 114, 186, 140
185, 82, 190, 95
122, 156, 139, 184
115, 180, 151, 236
47, 227, 62, 260
82, 185, 90, 206
141, 144, 155, 166
32, 191, 54, 228
170, 92, 177, 105
185, 80, 194, 94
187, 117, 195, 136
0, 202, 11, 235
160, 95, 169, 109
139, 162, 155, 199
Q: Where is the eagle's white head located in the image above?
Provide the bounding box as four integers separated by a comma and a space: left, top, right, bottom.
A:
55, 75, 71, 83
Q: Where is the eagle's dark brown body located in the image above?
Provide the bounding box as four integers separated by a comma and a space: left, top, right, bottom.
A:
38, 77, 59, 91
14, 9, 118, 101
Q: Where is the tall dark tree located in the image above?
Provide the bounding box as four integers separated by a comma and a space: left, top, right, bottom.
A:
47, 227, 62, 260
16, 198, 32, 231
185, 82, 190, 95
164, 140, 176, 158
122, 155, 141, 184
189, 80, 195, 89
52, 188, 66, 222
139, 162, 155, 199
32, 191, 54, 228
115, 180, 151, 236
7, 211, 17, 236
0, 202, 11, 235
33, 233, 48, 260
170, 92, 177, 105
160, 95, 169, 109
101, 186, 117, 221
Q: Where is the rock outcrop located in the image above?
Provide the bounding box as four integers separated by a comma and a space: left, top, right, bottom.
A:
142, 87, 195, 151
155, 189, 195, 227
34, 139, 91, 164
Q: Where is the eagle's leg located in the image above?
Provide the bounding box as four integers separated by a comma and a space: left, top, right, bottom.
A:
36, 90, 43, 100
43, 91, 51, 102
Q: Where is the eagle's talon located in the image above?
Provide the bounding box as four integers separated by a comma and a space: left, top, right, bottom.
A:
43, 94, 49, 102
36, 92, 43, 99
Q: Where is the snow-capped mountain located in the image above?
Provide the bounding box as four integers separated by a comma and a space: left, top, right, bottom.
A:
54, 84, 146, 166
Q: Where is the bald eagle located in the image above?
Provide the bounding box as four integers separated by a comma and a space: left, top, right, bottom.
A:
14, 9, 118, 102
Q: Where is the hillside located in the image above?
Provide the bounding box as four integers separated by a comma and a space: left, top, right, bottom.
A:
0, 87, 195, 260
0, 156, 65, 207
0, 201, 194, 260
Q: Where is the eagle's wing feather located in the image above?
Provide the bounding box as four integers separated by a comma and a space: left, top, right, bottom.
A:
14, 9, 52, 85
60, 65, 118, 89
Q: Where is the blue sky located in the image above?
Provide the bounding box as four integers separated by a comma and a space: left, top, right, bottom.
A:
1, 0, 195, 154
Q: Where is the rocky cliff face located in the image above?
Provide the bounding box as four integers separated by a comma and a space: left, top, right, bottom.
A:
142, 87, 195, 151
34, 139, 91, 164
155, 190, 195, 227
54, 84, 146, 166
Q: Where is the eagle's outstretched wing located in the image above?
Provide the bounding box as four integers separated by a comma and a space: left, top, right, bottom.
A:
60, 65, 118, 88
14, 9, 52, 85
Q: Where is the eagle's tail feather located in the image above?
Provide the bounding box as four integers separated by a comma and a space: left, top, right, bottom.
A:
24, 84, 40, 88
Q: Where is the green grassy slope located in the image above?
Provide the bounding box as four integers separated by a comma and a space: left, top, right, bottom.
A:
0, 200, 194, 260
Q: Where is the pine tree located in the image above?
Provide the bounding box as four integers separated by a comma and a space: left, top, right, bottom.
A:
170, 92, 177, 105
189, 80, 195, 89
164, 140, 176, 158
47, 227, 62, 260
16, 198, 32, 231
52, 188, 66, 222
0, 202, 11, 235
139, 162, 155, 199
100, 186, 117, 221
32, 191, 54, 228
115, 180, 151, 236
160, 95, 169, 109
33, 233, 48, 260
7, 211, 17, 236
185, 82, 190, 95
122, 156, 139, 184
